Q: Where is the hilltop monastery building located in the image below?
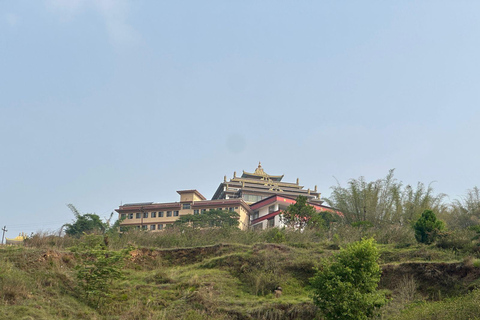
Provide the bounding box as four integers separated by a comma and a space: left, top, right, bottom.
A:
116, 163, 338, 231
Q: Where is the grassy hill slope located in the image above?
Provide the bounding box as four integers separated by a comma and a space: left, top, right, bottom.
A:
1, 228, 480, 320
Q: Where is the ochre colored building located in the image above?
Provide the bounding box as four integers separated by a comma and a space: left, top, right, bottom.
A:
116, 163, 337, 231
116, 190, 252, 231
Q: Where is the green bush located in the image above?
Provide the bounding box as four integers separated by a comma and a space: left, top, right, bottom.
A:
310, 238, 387, 320
413, 210, 445, 244
70, 235, 130, 308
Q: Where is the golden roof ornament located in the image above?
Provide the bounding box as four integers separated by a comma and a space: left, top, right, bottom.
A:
254, 162, 268, 177
241, 163, 284, 181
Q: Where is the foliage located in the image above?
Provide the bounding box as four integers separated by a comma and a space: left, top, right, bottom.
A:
70, 235, 130, 308
325, 169, 446, 225
310, 238, 387, 320
448, 187, 480, 229
280, 195, 336, 230
263, 227, 286, 243
413, 210, 445, 244
390, 289, 480, 320
63, 204, 108, 237
435, 229, 476, 253
173, 209, 239, 229
4, 230, 480, 320
280, 196, 317, 229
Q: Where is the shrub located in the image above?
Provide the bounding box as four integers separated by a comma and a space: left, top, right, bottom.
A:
70, 235, 130, 308
264, 228, 286, 243
413, 210, 445, 244
310, 238, 387, 320
436, 230, 475, 252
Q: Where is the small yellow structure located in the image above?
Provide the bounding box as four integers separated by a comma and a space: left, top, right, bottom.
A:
5, 233, 27, 245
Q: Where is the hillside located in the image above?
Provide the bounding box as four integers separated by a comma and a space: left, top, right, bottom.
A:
1, 228, 480, 320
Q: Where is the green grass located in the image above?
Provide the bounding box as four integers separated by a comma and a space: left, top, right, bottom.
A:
2, 228, 480, 319
389, 289, 480, 320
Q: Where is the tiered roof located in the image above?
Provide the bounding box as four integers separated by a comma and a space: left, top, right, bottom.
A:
212, 162, 322, 203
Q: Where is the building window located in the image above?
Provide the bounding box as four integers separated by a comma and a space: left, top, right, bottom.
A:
136, 213, 141, 219
201, 209, 206, 213
150, 224, 156, 230
158, 224, 163, 230
182, 203, 191, 209
267, 218, 275, 228
268, 205, 275, 213
159, 211, 164, 217
253, 224, 263, 231
174, 210, 179, 217
143, 212, 148, 218
142, 225, 148, 230
151, 212, 156, 218
252, 211, 259, 220
167, 211, 172, 217
128, 213, 133, 219
243, 194, 262, 203
229, 207, 234, 212
194, 209, 199, 215
121, 214, 126, 220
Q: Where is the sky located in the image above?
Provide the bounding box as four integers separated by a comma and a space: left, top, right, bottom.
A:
1, 1, 480, 238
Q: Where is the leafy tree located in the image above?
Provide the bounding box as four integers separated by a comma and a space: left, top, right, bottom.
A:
325, 169, 446, 225
280, 195, 337, 229
310, 238, 387, 320
173, 209, 239, 229
70, 235, 130, 308
281, 196, 318, 229
63, 204, 107, 237
413, 209, 445, 244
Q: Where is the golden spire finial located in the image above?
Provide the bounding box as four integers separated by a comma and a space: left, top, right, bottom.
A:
254, 162, 267, 177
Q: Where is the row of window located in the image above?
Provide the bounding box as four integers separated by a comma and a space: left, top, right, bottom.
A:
121, 207, 239, 220
131, 224, 166, 231
193, 207, 238, 215
121, 211, 179, 220
243, 194, 267, 202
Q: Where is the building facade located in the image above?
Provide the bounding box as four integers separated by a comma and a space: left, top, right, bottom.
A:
116, 190, 252, 231
212, 162, 323, 204
249, 194, 341, 230
116, 164, 340, 231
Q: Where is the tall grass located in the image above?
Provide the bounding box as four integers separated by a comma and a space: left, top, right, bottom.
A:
390, 289, 480, 320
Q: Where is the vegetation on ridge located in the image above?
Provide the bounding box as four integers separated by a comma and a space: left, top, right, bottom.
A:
2, 170, 480, 319
1, 224, 480, 320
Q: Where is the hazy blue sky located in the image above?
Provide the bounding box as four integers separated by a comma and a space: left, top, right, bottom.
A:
2, 1, 480, 238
